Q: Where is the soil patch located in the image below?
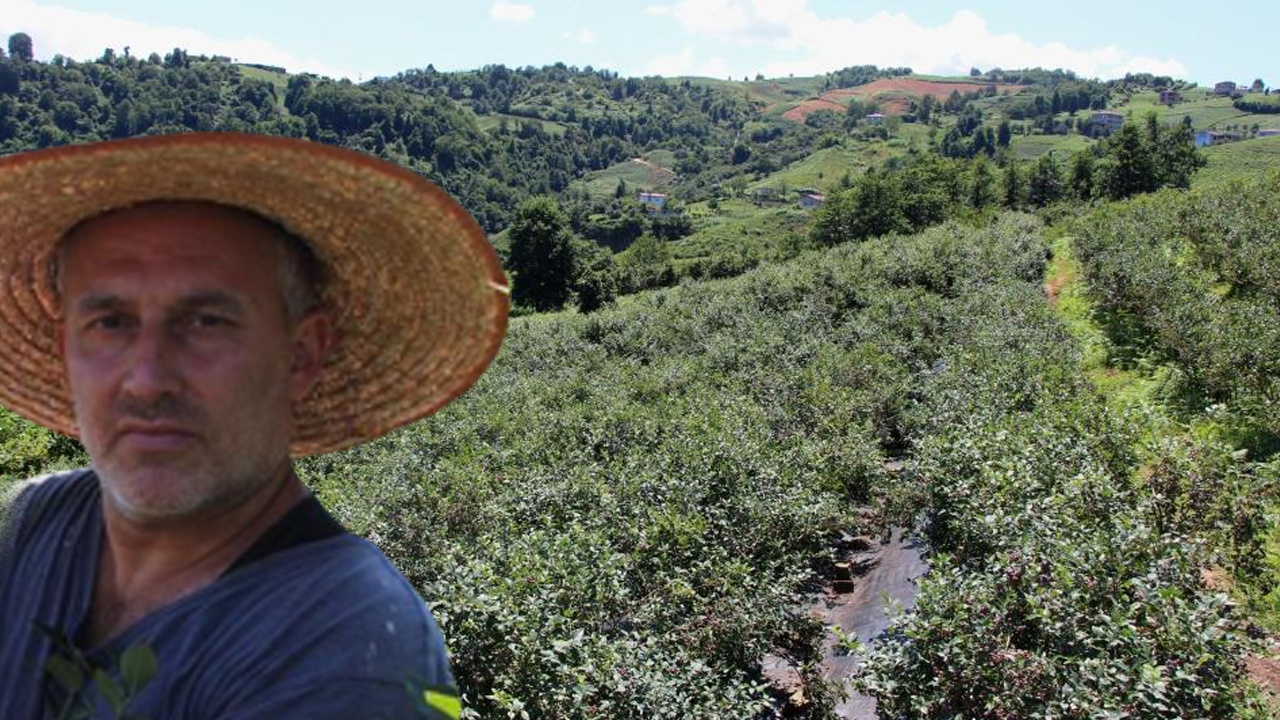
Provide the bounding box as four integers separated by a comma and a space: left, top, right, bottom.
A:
763, 527, 928, 719
782, 98, 847, 123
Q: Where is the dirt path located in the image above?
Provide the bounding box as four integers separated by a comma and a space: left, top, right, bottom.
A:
763, 528, 928, 718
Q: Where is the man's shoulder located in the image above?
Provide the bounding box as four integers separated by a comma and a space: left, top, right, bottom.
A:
1, 467, 96, 548
183, 533, 454, 711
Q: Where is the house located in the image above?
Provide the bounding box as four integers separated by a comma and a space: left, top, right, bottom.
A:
1159, 90, 1182, 104
1258, 129, 1280, 138
1214, 81, 1238, 96
865, 113, 884, 125
752, 187, 781, 205
637, 192, 668, 213
1089, 111, 1124, 136
797, 192, 826, 210
1195, 130, 1243, 147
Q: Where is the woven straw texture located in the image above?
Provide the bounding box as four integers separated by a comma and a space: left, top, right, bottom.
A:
0, 132, 509, 456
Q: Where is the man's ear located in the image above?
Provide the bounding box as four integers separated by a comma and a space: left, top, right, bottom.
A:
289, 311, 332, 403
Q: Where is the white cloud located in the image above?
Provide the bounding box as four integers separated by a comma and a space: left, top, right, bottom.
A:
645, 46, 734, 79
643, 2, 1187, 80
489, 1, 535, 24
3, 0, 360, 79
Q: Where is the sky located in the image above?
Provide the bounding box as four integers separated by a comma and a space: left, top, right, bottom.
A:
2, 0, 1273, 87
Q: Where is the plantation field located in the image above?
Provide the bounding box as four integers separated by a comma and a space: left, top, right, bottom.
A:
671, 198, 810, 267
1195, 135, 1280, 187
1009, 132, 1094, 160
575, 154, 677, 199
1116, 92, 1277, 130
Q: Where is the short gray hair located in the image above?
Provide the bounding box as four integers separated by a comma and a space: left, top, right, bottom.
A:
53, 201, 324, 325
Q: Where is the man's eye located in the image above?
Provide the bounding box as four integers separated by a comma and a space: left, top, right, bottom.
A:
88, 315, 127, 331
190, 314, 232, 328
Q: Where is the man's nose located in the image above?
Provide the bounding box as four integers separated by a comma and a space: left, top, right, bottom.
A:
120, 325, 182, 401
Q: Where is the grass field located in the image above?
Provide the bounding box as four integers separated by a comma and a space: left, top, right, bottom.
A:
1114, 91, 1279, 131
575, 154, 677, 199
747, 132, 924, 193
1194, 135, 1280, 187
473, 112, 569, 136
1010, 133, 1094, 160
237, 66, 289, 112
670, 198, 811, 265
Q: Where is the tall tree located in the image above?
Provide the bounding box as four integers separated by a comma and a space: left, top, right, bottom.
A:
1028, 153, 1064, 207
7, 33, 32, 63
997, 120, 1012, 148
1068, 151, 1096, 201
1002, 159, 1026, 209
508, 196, 578, 311
1100, 122, 1156, 200
968, 156, 997, 210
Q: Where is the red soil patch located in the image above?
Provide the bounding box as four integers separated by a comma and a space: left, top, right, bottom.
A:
840, 77, 1023, 100
782, 98, 846, 123
1248, 651, 1280, 710
779, 77, 1022, 125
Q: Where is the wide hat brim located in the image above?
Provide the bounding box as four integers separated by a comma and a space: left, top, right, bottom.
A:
0, 132, 509, 456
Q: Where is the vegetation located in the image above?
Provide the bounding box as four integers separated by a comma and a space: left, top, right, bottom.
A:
5, 31, 1280, 718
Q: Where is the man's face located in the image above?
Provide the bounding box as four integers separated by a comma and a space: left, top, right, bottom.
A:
58, 202, 327, 524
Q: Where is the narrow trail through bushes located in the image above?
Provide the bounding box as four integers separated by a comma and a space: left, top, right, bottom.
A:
1044, 232, 1280, 709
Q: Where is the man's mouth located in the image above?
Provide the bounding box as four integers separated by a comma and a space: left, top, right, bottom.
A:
116, 424, 199, 452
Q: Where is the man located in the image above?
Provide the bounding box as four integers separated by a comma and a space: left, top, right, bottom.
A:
0, 133, 509, 719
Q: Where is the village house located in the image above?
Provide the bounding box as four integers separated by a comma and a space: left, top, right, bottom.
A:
1195, 130, 1243, 147
637, 191, 668, 213
1089, 111, 1124, 136
1159, 89, 1182, 104
865, 113, 884, 126
1258, 129, 1280, 138
797, 192, 826, 210
752, 187, 782, 205
1215, 81, 1238, 96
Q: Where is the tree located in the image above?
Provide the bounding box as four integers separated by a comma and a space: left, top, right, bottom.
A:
997, 120, 1012, 148
1099, 122, 1156, 200
508, 196, 578, 311
1252, 78, 1265, 93
8, 33, 33, 63
811, 170, 909, 246
1028, 153, 1064, 207
968, 156, 998, 210
1067, 150, 1096, 201
1155, 118, 1204, 189
1002, 159, 1026, 209
571, 239, 618, 313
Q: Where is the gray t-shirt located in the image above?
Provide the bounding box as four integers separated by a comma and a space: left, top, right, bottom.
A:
0, 470, 456, 720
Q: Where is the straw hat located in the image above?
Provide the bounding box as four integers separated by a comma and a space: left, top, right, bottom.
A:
0, 132, 509, 456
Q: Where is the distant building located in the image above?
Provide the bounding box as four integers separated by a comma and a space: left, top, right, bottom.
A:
798, 193, 826, 210
1214, 81, 1238, 96
865, 113, 885, 125
1195, 130, 1243, 147
1089, 111, 1125, 136
1159, 89, 1182, 104
1258, 129, 1280, 138
211, 55, 232, 64
637, 192, 668, 213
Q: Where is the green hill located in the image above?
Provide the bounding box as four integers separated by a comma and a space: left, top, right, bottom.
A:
1195, 135, 1280, 187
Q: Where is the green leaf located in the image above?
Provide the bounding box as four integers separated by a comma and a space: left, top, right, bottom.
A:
120, 644, 158, 696
46, 654, 85, 693
93, 669, 124, 717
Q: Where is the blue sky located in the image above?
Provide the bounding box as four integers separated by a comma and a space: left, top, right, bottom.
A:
4, 0, 1273, 87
